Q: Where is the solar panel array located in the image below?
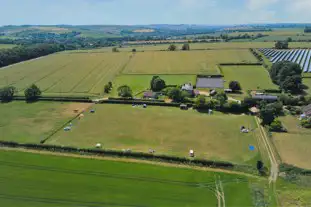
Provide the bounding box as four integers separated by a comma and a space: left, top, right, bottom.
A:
258, 48, 311, 73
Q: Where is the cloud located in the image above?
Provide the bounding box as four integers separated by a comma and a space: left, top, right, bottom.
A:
246, 0, 279, 10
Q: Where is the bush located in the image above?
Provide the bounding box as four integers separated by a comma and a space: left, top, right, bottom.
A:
301, 118, 311, 128
167, 87, 185, 102
275, 41, 289, 49
0, 86, 16, 102
104, 82, 113, 94
194, 95, 206, 109
269, 119, 285, 132
117, 85, 132, 98
112, 47, 119, 52
132, 48, 136, 52
168, 44, 177, 51
24, 84, 41, 102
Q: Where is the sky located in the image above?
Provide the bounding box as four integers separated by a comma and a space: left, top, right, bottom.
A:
0, 0, 311, 26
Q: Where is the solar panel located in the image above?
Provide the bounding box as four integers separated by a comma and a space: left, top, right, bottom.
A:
303, 50, 311, 72
266, 49, 274, 56
272, 51, 286, 63
284, 50, 295, 61
269, 50, 279, 57
277, 51, 290, 62
296, 50, 306, 64
292, 50, 303, 63
300, 50, 309, 68
270, 51, 282, 61
288, 50, 298, 61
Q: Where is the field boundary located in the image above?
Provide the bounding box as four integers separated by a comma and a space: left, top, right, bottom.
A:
0, 140, 260, 175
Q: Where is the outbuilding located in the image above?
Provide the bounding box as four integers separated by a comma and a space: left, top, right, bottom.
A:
303, 104, 311, 117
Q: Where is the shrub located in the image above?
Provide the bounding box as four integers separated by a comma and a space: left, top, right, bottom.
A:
168, 44, 177, 51
194, 95, 206, 109
132, 48, 136, 52
269, 119, 285, 132
301, 118, 311, 128
168, 88, 185, 102
112, 47, 119, 52
104, 82, 113, 94
181, 43, 190, 51
24, 84, 41, 102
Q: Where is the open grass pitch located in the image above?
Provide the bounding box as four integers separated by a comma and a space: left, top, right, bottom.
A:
0, 150, 266, 207
48, 105, 260, 165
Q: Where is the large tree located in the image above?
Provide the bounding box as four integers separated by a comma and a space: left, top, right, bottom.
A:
215, 91, 228, 106
168, 88, 185, 102
194, 95, 206, 109
150, 76, 166, 92
275, 41, 289, 49
168, 44, 177, 51
24, 84, 41, 102
0, 86, 16, 102
229, 81, 242, 91
117, 85, 132, 98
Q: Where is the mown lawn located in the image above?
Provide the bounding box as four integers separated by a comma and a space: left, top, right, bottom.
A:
110, 74, 196, 96
0, 102, 92, 143
303, 78, 311, 94
272, 115, 311, 169
221, 65, 278, 91
0, 150, 265, 207
48, 104, 260, 164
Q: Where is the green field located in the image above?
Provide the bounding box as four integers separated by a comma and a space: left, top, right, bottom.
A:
0, 44, 16, 49
48, 104, 260, 164
123, 50, 257, 74
0, 150, 270, 207
303, 78, 311, 94
0, 53, 130, 95
221, 65, 278, 91
0, 102, 91, 143
272, 115, 311, 169
111, 74, 196, 96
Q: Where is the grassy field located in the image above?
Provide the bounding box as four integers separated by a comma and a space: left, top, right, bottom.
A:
111, 75, 196, 96
0, 44, 16, 49
0, 102, 92, 143
123, 50, 257, 74
0, 150, 270, 207
303, 78, 311, 94
272, 115, 311, 169
48, 105, 260, 164
221, 65, 278, 91
0, 53, 130, 95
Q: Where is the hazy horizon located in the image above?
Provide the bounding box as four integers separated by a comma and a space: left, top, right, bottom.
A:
0, 0, 311, 26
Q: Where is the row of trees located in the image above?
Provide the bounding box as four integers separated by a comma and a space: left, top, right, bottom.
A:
0, 84, 41, 102
275, 41, 289, 49
0, 44, 65, 68
168, 43, 190, 51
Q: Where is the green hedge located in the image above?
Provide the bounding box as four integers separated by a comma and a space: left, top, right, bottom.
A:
0, 140, 235, 169
100, 99, 181, 107
279, 163, 311, 175
4, 96, 92, 103
219, 63, 262, 66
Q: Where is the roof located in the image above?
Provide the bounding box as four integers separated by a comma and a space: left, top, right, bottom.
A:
252, 94, 278, 101
143, 91, 158, 97
250, 107, 260, 113
303, 104, 311, 116
196, 77, 224, 89
181, 83, 193, 91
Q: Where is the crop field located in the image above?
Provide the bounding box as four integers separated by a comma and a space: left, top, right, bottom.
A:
0, 53, 130, 95
0, 150, 270, 207
272, 115, 311, 169
111, 74, 196, 96
123, 50, 257, 74
48, 105, 260, 164
0, 44, 16, 49
221, 65, 278, 91
0, 102, 92, 143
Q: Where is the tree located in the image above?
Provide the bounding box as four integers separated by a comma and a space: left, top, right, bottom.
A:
168, 44, 177, 51
0, 86, 16, 102
275, 41, 288, 49
112, 47, 119, 52
168, 88, 185, 102
117, 85, 132, 98
229, 81, 242, 91
215, 91, 228, 106
257, 161, 265, 175
150, 76, 166, 92
132, 48, 136, 52
280, 75, 303, 93
104, 84, 111, 93
181, 43, 190, 51
108, 81, 113, 89
194, 95, 206, 109
287, 37, 292, 42
24, 84, 41, 102
259, 106, 276, 125
301, 118, 311, 128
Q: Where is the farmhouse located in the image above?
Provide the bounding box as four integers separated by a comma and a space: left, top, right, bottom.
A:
181, 83, 195, 95
302, 104, 311, 117
143, 91, 159, 99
